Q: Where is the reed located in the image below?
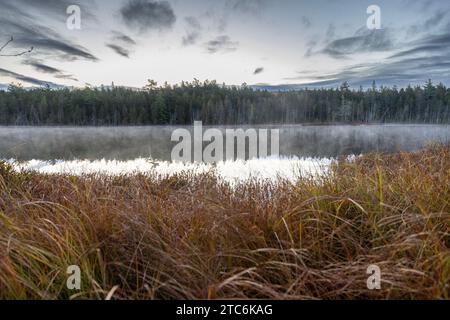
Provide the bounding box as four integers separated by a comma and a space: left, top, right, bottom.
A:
0, 146, 449, 300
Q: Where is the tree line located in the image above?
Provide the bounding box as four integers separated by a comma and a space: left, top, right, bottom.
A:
0, 79, 449, 125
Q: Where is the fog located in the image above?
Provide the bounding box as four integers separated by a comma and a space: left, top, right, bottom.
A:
0, 125, 449, 161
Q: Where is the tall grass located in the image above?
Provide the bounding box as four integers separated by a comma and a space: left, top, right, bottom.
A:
0, 146, 449, 300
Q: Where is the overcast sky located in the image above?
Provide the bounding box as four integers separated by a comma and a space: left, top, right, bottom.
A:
1, 0, 450, 89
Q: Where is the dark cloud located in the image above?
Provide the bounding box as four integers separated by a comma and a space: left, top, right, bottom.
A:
389, 33, 450, 59
185, 16, 201, 30
321, 29, 393, 59
304, 40, 317, 58
54, 74, 78, 82
253, 67, 264, 75
303, 28, 450, 87
0, 1, 98, 63
423, 10, 447, 29
389, 44, 443, 59
182, 32, 201, 46
0, 13, 98, 62
407, 10, 448, 36
214, 0, 267, 32
301, 16, 311, 29
120, 0, 176, 33
203, 9, 227, 33
227, 0, 266, 14
0, 68, 64, 88
284, 20, 450, 89
22, 59, 79, 81
106, 44, 131, 58
12, 0, 96, 20
283, 51, 450, 89
107, 32, 136, 57
23, 60, 62, 74
0, 2, 33, 20
297, 9, 450, 87
111, 31, 137, 45
403, 0, 442, 13
316, 8, 450, 62
182, 17, 202, 46
205, 36, 239, 54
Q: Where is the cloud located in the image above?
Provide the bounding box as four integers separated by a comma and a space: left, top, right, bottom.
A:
304, 40, 317, 57
120, 0, 176, 33
203, 9, 228, 33
423, 10, 447, 29
285, 20, 450, 88
404, 0, 442, 13
316, 9, 450, 61
185, 16, 201, 30
301, 16, 311, 29
407, 10, 449, 36
106, 44, 131, 58
12, 0, 97, 20
54, 74, 78, 82
253, 67, 264, 75
0, 68, 64, 88
321, 28, 393, 59
227, 0, 267, 14
284, 51, 450, 89
23, 60, 62, 74
205, 35, 239, 54
182, 32, 201, 46
326, 24, 335, 38
390, 33, 450, 59
0, 13, 98, 62
107, 32, 136, 57
212, 0, 267, 32
182, 17, 202, 46
111, 31, 137, 45
22, 59, 79, 81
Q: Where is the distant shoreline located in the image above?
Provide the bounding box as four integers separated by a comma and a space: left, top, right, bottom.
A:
1, 122, 450, 129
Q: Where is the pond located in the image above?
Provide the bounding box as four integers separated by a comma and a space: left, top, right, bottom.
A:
1, 125, 449, 183
1, 125, 449, 161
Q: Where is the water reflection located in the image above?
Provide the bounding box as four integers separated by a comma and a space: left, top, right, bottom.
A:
0, 125, 449, 161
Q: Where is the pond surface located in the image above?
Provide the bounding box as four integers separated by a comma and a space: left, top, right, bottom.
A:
0, 125, 449, 161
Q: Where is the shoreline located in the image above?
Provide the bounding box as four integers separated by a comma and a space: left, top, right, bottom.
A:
1, 146, 449, 299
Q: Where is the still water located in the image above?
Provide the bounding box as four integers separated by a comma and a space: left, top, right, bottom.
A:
1, 125, 449, 183
0, 125, 449, 161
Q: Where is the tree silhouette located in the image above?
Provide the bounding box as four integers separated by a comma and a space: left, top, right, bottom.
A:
0, 79, 448, 126
0, 36, 33, 57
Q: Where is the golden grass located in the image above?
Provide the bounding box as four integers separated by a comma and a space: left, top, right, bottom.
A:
0, 146, 449, 300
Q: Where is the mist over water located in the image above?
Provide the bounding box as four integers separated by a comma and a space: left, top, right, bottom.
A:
0, 125, 449, 161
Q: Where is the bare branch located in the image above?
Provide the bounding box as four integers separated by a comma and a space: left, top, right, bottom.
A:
0, 36, 13, 52
0, 36, 33, 57
0, 47, 34, 57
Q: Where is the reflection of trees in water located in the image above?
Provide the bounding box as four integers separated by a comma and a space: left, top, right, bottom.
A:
0, 127, 175, 161
280, 126, 450, 157
0, 125, 449, 161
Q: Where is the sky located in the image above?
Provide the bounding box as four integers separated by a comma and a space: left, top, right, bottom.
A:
1, 0, 450, 90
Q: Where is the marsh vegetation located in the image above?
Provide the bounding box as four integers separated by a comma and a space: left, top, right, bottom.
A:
0, 146, 448, 299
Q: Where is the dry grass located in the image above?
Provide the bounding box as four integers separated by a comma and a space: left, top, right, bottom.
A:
0, 146, 449, 300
